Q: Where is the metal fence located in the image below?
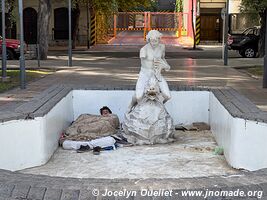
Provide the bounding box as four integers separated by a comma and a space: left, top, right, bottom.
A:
106, 11, 191, 43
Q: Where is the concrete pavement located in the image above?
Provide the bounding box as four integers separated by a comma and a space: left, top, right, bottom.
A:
1, 50, 266, 111
48, 45, 245, 59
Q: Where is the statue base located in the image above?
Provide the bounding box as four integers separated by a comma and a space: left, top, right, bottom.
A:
123, 97, 174, 145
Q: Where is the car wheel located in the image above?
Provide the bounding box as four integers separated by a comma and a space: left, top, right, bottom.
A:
242, 47, 256, 58
6, 49, 15, 60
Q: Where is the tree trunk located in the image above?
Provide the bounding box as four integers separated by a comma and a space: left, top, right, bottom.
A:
258, 9, 266, 58
37, 0, 51, 60
72, 3, 80, 49
6, 4, 14, 38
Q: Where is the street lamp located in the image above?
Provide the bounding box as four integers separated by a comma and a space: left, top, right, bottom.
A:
223, 0, 229, 66
68, 0, 72, 67
86, 1, 90, 49
191, 0, 196, 49
263, 11, 267, 88
18, 0, 25, 89
1, 0, 7, 81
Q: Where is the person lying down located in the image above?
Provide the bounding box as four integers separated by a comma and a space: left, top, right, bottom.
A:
60, 106, 120, 153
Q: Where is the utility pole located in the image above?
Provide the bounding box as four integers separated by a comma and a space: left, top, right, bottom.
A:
86, 1, 90, 49
68, 0, 72, 67
18, 0, 25, 89
191, 0, 196, 49
1, 0, 7, 81
223, 0, 229, 66
263, 10, 267, 88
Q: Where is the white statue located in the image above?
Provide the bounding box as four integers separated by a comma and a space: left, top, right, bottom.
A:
123, 30, 174, 145
129, 30, 171, 110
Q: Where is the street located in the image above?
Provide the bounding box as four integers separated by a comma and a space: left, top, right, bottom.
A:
48, 45, 241, 59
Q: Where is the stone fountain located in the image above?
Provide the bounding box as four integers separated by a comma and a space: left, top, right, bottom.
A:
123, 30, 174, 145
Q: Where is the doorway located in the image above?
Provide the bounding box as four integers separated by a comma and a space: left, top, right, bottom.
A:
200, 14, 222, 42
54, 7, 77, 40
23, 7, 37, 44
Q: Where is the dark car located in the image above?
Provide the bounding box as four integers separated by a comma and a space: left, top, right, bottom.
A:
228, 26, 260, 58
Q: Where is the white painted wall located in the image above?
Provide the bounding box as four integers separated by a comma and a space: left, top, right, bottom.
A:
229, 0, 241, 13
0, 92, 73, 171
0, 119, 43, 171
231, 119, 267, 170
209, 93, 267, 171
73, 90, 210, 125
73, 90, 134, 122
1, 89, 267, 171
209, 93, 235, 164
40, 92, 74, 163
167, 91, 209, 125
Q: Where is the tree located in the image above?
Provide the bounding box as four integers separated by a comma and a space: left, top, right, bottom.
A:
0, 0, 16, 38
175, 0, 183, 12
72, 2, 80, 49
6, 0, 15, 38
71, 0, 152, 48
241, 0, 267, 57
75, 0, 153, 15
37, 0, 51, 60
36, 0, 153, 56
116, 0, 152, 11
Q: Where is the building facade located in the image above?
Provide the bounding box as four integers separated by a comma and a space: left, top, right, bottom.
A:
4, 0, 257, 46
199, 0, 226, 41
16, 0, 89, 46
199, 0, 259, 41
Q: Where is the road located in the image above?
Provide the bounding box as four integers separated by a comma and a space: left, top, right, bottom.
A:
48, 45, 242, 59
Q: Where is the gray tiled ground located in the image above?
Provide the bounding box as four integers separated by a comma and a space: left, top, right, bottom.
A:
1, 169, 267, 199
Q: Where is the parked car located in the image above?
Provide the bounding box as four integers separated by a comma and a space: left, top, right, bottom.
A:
228, 26, 260, 58
0, 36, 26, 60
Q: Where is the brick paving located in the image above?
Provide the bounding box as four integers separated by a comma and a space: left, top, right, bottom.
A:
1, 168, 267, 199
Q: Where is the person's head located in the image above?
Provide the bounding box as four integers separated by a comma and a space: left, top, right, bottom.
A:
146, 30, 162, 48
100, 106, 112, 116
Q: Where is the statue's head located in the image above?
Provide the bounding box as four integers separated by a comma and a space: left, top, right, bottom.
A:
146, 30, 162, 48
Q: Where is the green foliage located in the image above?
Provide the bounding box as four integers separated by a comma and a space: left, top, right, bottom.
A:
240, 0, 266, 57
130, 0, 159, 12
7, 0, 16, 23
0, 0, 15, 14
247, 65, 264, 76
3, 0, 15, 9
241, 0, 267, 13
92, 0, 118, 14
0, 0, 16, 24
0, 70, 51, 93
213, 147, 224, 155
74, 0, 154, 13
117, 0, 152, 11
175, 0, 183, 12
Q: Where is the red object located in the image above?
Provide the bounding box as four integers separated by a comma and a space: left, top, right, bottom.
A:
228, 34, 234, 45
0, 37, 26, 59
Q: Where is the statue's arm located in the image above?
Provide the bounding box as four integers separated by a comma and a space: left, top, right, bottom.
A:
160, 45, 171, 71
140, 46, 147, 67
140, 57, 146, 67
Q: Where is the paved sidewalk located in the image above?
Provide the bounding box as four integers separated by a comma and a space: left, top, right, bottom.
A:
1, 55, 266, 111
1, 168, 267, 200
